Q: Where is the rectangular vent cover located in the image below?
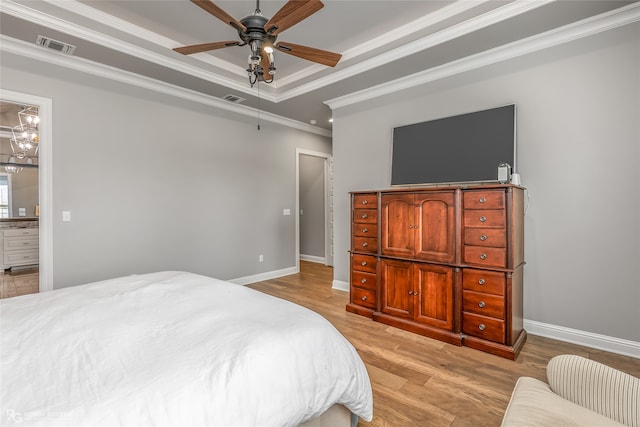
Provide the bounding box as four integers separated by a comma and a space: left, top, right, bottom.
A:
222, 94, 246, 104
36, 35, 76, 55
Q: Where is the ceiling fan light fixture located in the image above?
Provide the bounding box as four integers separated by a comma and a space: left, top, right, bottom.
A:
175, 0, 342, 88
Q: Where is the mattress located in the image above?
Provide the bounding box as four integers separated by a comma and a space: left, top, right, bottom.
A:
0, 271, 373, 426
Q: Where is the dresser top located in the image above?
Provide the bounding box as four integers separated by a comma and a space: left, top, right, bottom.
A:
350, 183, 525, 194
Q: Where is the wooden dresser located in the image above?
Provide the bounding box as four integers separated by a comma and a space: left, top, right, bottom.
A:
346, 184, 525, 359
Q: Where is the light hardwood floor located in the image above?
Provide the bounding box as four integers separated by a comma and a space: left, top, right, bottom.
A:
0, 269, 39, 299
249, 261, 640, 427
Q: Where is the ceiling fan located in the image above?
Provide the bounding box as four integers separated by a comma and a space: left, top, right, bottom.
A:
173, 0, 342, 86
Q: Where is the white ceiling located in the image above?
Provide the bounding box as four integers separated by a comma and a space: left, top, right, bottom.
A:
0, 0, 636, 130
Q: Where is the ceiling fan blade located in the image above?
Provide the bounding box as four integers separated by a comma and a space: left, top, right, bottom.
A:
275, 42, 341, 67
173, 41, 241, 55
264, 0, 324, 36
191, 0, 247, 32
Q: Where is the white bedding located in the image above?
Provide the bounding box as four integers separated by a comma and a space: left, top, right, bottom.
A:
0, 271, 373, 426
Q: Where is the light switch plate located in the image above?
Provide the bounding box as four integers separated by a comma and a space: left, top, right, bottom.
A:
283, 209, 291, 216
62, 211, 71, 222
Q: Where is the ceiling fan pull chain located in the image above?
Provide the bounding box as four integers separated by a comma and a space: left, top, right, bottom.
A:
257, 82, 261, 131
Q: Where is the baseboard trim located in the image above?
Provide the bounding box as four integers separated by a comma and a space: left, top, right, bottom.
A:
524, 319, 640, 359
300, 254, 326, 264
332, 279, 349, 292
230, 267, 297, 286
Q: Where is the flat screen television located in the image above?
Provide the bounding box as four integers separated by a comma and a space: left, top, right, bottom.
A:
391, 104, 516, 185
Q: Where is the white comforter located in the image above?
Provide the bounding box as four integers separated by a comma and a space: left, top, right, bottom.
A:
0, 271, 372, 426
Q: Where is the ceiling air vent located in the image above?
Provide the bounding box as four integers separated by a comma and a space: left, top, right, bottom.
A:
36, 35, 76, 55
222, 94, 246, 104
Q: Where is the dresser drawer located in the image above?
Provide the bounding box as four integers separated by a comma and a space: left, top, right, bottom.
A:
353, 237, 377, 253
352, 254, 377, 273
351, 287, 376, 309
351, 271, 376, 291
353, 223, 377, 238
3, 228, 38, 238
464, 228, 506, 248
463, 209, 505, 228
4, 249, 39, 265
463, 190, 505, 209
4, 238, 38, 251
353, 194, 377, 209
463, 269, 505, 295
463, 312, 505, 344
463, 246, 506, 268
353, 209, 377, 223
463, 290, 505, 319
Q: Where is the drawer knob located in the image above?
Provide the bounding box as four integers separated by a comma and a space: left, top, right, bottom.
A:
480, 253, 487, 260
408, 290, 415, 295
361, 214, 368, 219
480, 235, 487, 241
362, 242, 368, 247
408, 225, 413, 229
362, 228, 368, 233
478, 279, 485, 285
478, 301, 486, 308
361, 278, 367, 284
478, 324, 486, 331
361, 296, 367, 301
362, 200, 368, 205
479, 216, 487, 223
361, 261, 367, 266
479, 197, 487, 203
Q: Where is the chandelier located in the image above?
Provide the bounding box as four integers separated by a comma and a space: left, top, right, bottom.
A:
4, 106, 39, 174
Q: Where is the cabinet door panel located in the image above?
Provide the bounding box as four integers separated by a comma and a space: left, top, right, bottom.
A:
380, 259, 413, 319
414, 264, 454, 330
414, 192, 456, 263
381, 194, 415, 257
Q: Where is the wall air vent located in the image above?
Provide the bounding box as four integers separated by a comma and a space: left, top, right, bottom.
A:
36, 35, 76, 55
222, 94, 246, 104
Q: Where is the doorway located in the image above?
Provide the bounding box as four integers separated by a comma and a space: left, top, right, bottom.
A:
295, 149, 332, 272
0, 90, 53, 293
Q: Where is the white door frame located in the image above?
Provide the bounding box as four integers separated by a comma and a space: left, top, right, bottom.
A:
1, 89, 53, 292
295, 148, 332, 272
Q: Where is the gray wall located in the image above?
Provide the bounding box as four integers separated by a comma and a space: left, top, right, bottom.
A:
299, 154, 325, 259
1, 52, 331, 288
332, 23, 640, 342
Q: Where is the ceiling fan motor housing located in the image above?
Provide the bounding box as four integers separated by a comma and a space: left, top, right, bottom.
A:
239, 15, 276, 56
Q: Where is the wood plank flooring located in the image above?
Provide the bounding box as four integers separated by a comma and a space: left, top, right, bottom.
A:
249, 261, 640, 427
0, 269, 39, 299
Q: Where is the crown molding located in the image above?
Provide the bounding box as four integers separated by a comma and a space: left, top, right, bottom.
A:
0, 0, 276, 101
274, 0, 497, 88
37, 0, 248, 80
1, 0, 552, 103
276, 0, 553, 102
325, 2, 640, 110
0, 35, 331, 138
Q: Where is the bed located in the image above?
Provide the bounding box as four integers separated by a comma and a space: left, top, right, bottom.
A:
0, 271, 373, 426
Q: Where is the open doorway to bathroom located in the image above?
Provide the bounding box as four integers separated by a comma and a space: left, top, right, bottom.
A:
0, 100, 40, 298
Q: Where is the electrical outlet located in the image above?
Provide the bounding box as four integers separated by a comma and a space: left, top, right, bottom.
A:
259, 254, 264, 263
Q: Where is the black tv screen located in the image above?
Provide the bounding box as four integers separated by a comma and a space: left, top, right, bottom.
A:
391, 104, 515, 185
